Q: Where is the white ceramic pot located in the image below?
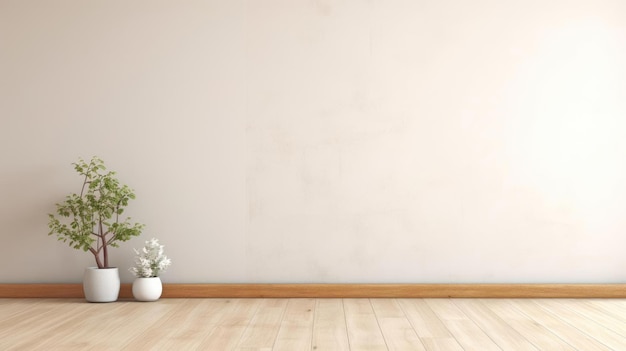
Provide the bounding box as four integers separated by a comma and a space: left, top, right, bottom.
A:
83, 267, 120, 303
132, 277, 163, 302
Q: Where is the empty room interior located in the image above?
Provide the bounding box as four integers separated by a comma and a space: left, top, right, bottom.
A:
1, 0, 626, 350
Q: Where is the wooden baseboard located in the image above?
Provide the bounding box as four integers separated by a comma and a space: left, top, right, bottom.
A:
0, 284, 625, 298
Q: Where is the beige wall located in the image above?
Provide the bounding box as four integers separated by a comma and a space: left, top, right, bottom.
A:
1, 0, 625, 283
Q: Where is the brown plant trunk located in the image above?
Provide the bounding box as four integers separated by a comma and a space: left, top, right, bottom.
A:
90, 248, 104, 269
102, 235, 109, 268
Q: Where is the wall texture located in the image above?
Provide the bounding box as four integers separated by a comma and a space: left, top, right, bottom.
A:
1, 0, 626, 283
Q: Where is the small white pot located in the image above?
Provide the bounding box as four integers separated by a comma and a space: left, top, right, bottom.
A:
83, 267, 120, 303
132, 277, 163, 302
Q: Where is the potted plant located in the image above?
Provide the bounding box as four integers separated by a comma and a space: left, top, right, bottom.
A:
48, 156, 144, 302
129, 238, 171, 301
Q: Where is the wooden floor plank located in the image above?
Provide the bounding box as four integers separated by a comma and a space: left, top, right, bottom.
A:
453, 298, 539, 350
426, 299, 501, 351
0, 298, 44, 320
379, 317, 428, 351
1, 298, 625, 351
1, 299, 106, 350
235, 298, 288, 350
485, 299, 576, 351
0, 300, 80, 350
121, 299, 197, 349
311, 298, 350, 351
397, 299, 453, 339
197, 298, 262, 350
0, 299, 55, 341
6, 300, 173, 350
64, 302, 159, 350
123, 298, 233, 349
343, 298, 388, 351
552, 299, 626, 336
420, 337, 465, 351
158, 299, 235, 349
370, 298, 406, 318
370, 299, 426, 351
509, 299, 613, 351
534, 299, 626, 350
585, 299, 626, 331
273, 298, 316, 351
72, 299, 180, 350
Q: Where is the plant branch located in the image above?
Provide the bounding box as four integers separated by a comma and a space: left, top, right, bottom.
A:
89, 247, 104, 269
102, 232, 109, 268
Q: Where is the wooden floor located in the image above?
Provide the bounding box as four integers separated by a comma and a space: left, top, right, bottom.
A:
1, 298, 626, 350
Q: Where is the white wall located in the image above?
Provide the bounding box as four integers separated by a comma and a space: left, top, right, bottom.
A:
1, 0, 626, 284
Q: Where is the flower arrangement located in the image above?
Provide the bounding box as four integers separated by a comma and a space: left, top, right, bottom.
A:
129, 238, 171, 278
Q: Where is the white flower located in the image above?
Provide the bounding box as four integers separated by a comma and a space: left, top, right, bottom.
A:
129, 238, 171, 278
